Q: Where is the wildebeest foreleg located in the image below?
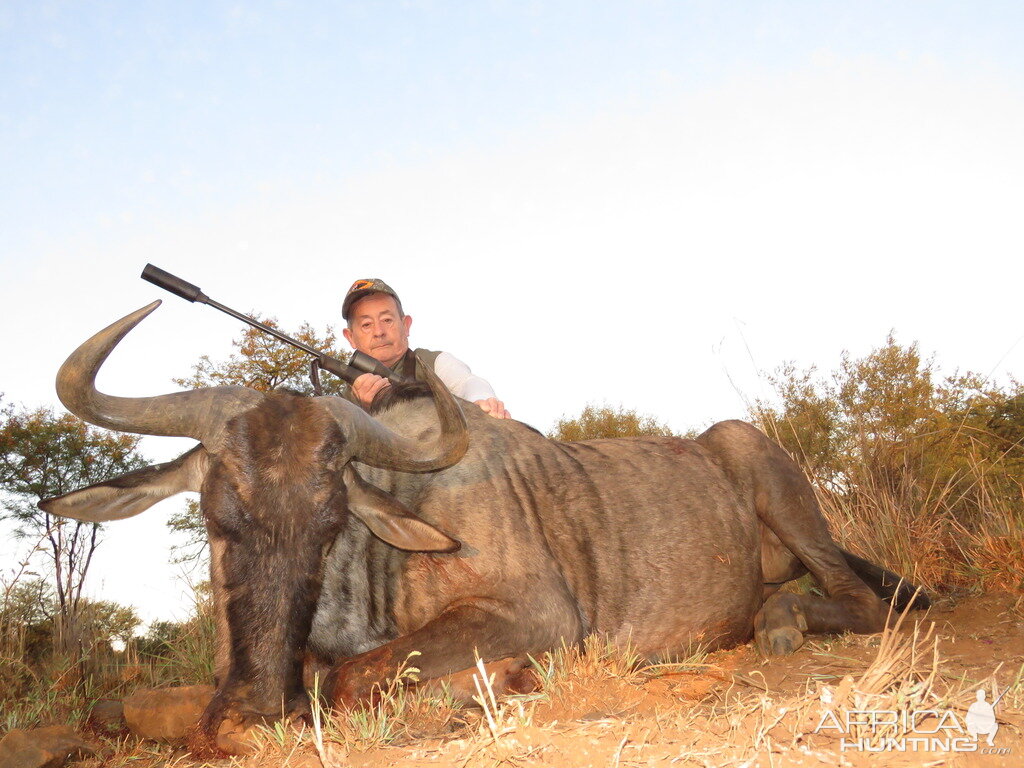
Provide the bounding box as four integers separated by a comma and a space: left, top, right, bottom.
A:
325, 600, 552, 707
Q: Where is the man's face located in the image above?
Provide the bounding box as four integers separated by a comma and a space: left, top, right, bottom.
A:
343, 293, 412, 368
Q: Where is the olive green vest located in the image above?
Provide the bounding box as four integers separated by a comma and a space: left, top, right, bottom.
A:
339, 347, 442, 408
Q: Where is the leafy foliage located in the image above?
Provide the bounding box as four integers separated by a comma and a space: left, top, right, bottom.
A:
173, 314, 350, 395
166, 497, 206, 566
0, 400, 148, 649
548, 404, 678, 441
134, 618, 186, 657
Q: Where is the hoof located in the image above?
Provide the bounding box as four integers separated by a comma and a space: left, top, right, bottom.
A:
504, 658, 540, 695
754, 592, 809, 655
190, 693, 310, 758
759, 626, 805, 655
215, 719, 260, 756
435, 657, 539, 705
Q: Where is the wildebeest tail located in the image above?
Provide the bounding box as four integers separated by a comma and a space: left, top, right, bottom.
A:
841, 549, 932, 611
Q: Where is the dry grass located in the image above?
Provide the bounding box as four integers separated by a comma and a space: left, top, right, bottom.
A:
530, 633, 646, 692
141, 591, 218, 687
801, 445, 1024, 597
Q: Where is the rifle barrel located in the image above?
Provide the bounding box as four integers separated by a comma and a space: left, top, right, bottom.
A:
203, 296, 321, 358
140, 263, 404, 385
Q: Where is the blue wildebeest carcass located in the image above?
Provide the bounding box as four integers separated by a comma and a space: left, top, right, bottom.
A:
43, 301, 927, 746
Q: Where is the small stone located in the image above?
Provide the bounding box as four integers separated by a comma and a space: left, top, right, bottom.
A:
0, 725, 94, 768
122, 684, 215, 741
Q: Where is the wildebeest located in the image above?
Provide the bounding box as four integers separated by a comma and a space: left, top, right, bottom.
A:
43, 301, 926, 743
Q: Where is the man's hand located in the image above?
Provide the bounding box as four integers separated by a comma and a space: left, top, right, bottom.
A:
352, 373, 391, 406
474, 398, 511, 420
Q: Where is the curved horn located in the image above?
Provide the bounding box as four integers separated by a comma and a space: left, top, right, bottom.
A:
56, 300, 264, 444
320, 355, 469, 472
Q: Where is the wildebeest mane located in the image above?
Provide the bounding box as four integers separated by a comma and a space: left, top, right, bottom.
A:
369, 380, 433, 414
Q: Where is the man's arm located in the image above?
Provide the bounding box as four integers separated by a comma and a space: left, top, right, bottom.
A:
433, 352, 510, 420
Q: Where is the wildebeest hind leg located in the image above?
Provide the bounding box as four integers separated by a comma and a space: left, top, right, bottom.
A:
700, 421, 885, 654
750, 450, 885, 653
325, 600, 562, 708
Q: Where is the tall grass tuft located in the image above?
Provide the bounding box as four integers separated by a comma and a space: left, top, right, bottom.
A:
810, 445, 1024, 594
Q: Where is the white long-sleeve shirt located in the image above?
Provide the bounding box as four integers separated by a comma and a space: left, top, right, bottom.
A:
432, 351, 497, 402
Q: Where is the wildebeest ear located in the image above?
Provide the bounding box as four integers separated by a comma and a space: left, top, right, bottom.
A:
38, 445, 210, 522
344, 466, 460, 553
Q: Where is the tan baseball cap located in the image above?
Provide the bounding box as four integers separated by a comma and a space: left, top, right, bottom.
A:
342, 278, 401, 320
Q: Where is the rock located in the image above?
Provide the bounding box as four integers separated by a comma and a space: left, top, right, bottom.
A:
0, 725, 94, 768
122, 684, 215, 741
86, 699, 125, 735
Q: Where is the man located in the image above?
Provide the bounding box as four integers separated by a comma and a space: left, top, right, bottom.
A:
341, 278, 511, 419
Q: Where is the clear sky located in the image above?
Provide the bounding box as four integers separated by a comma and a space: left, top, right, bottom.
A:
2, 1, 1022, 623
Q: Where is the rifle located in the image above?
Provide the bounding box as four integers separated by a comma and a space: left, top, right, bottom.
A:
140, 264, 404, 392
